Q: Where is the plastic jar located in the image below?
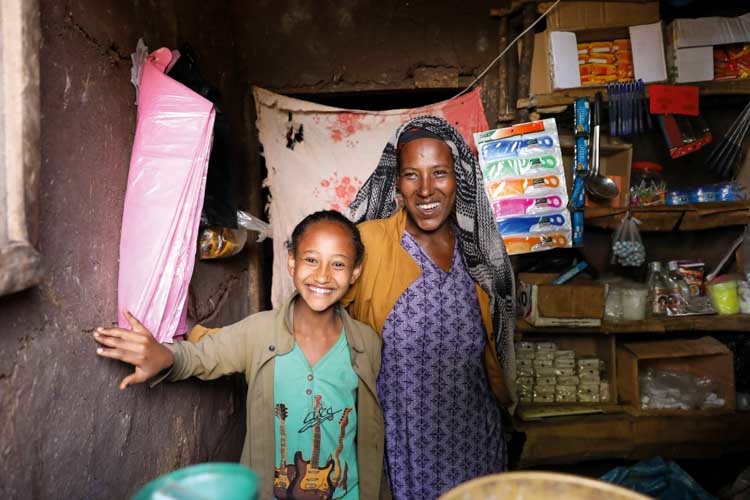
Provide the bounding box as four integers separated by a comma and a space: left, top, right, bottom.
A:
621, 287, 649, 320
708, 280, 740, 315
737, 281, 750, 314
630, 161, 665, 207
604, 287, 623, 321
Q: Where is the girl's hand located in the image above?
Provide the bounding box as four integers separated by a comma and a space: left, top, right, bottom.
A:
94, 310, 174, 389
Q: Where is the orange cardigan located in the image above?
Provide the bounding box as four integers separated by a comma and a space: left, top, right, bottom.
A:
342, 209, 512, 407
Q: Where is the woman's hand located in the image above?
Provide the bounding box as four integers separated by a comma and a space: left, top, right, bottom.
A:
94, 310, 174, 389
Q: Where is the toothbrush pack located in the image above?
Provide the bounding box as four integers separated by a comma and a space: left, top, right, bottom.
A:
475, 119, 572, 255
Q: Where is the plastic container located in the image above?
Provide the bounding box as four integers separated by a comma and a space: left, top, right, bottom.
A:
630, 161, 666, 207
666, 189, 690, 206
621, 287, 649, 321
133, 463, 258, 500
604, 286, 624, 321
708, 280, 740, 315
737, 281, 750, 314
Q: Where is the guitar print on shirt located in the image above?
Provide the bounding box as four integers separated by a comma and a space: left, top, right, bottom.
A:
275, 394, 354, 500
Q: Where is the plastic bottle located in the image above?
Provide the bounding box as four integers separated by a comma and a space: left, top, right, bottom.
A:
646, 261, 669, 316
665, 261, 689, 315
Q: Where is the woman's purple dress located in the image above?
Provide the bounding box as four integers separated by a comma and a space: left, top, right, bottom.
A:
377, 232, 506, 500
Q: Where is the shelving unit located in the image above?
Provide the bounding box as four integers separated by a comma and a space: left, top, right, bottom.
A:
584, 201, 750, 231
518, 79, 750, 110
515, 411, 750, 466
518, 314, 750, 335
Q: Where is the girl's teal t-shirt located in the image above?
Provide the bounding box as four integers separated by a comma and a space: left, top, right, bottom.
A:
273, 330, 359, 499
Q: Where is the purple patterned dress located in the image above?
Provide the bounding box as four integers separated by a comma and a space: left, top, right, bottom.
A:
377, 232, 506, 500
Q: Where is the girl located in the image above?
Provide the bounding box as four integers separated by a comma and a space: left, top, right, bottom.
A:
94, 210, 385, 500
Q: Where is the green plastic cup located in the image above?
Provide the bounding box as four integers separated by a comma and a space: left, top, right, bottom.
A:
708, 280, 740, 315
132, 462, 258, 500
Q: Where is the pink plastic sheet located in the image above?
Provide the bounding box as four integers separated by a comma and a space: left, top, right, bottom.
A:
118, 48, 215, 343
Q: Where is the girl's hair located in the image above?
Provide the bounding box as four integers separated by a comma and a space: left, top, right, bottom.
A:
286, 210, 365, 265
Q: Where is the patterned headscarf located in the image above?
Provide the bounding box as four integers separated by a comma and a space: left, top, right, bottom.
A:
349, 115, 516, 403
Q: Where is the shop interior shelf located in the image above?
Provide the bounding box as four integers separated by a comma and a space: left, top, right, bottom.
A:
517, 314, 750, 335
584, 201, 750, 231
518, 78, 750, 110
514, 410, 750, 466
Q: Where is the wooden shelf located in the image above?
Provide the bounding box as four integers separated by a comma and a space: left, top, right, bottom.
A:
584, 201, 750, 231
517, 314, 750, 335
518, 78, 750, 110
515, 410, 750, 466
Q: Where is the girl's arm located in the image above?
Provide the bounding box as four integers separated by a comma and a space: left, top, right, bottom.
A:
165, 318, 250, 381
94, 310, 174, 389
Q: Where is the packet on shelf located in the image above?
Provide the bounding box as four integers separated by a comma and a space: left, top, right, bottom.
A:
536, 350, 556, 361
556, 385, 578, 403
554, 367, 577, 377
555, 358, 576, 370
534, 359, 555, 370
535, 342, 557, 352
536, 376, 557, 386
557, 375, 580, 386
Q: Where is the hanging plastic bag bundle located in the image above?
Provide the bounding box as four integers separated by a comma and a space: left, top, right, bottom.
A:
611, 214, 645, 267
118, 43, 216, 343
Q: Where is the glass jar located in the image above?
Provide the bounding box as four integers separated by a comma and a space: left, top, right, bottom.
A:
630, 161, 666, 207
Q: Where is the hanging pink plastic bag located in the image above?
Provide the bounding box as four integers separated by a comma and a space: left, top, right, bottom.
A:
118, 47, 215, 343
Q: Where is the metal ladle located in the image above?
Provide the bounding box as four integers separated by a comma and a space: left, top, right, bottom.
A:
585, 92, 619, 200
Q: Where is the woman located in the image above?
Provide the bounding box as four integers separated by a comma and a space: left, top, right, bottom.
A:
344, 116, 516, 499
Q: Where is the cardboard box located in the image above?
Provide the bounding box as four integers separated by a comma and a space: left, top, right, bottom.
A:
540, 1, 660, 32
520, 333, 618, 404
667, 15, 750, 83
617, 336, 735, 416
532, 23, 667, 92
671, 13, 750, 49
518, 273, 605, 327
530, 32, 553, 95
559, 134, 633, 207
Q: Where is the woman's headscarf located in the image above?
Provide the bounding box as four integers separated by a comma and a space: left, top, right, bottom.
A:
349, 115, 516, 402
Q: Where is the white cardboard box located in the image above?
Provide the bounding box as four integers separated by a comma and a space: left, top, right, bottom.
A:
548, 22, 667, 90
671, 13, 750, 49
666, 14, 750, 83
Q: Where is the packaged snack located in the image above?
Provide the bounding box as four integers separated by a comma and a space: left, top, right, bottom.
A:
589, 41, 614, 53
554, 358, 576, 369
579, 368, 601, 383
554, 367, 576, 377
613, 39, 631, 52
517, 358, 534, 369
535, 342, 557, 352
533, 358, 554, 370
199, 226, 248, 260
534, 384, 556, 395
588, 53, 617, 65
535, 376, 557, 386
577, 357, 602, 370
600, 381, 610, 402
672, 260, 705, 297
535, 350, 555, 361
535, 366, 558, 377
533, 393, 555, 403
557, 375, 580, 386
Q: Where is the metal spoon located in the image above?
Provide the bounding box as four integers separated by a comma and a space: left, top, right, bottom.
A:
585, 92, 619, 200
